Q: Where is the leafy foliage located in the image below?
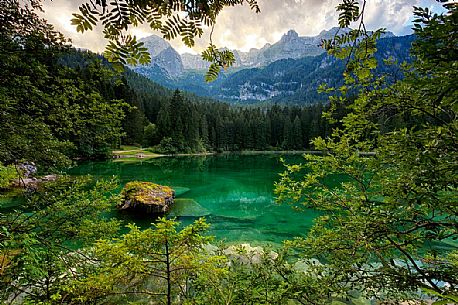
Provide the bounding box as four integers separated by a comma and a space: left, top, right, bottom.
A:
191, 243, 362, 305
104, 35, 151, 72
0, 163, 17, 189
66, 218, 222, 305
336, 0, 360, 28
0, 176, 121, 304
201, 44, 236, 81
276, 1, 458, 302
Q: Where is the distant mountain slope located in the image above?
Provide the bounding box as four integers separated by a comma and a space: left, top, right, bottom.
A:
133, 30, 413, 105
217, 35, 414, 104
286, 35, 415, 104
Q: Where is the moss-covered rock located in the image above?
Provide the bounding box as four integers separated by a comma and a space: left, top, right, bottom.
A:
118, 181, 175, 214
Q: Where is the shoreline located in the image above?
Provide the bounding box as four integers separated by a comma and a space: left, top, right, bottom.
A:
111, 150, 306, 161
111, 149, 375, 162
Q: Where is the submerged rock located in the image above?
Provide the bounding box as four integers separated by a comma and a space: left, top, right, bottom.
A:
169, 198, 210, 217
119, 181, 175, 214
172, 186, 191, 197
223, 243, 278, 265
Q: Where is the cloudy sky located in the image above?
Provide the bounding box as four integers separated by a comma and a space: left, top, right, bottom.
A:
41, 0, 446, 54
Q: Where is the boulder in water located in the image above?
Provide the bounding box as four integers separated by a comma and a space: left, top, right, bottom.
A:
119, 181, 175, 214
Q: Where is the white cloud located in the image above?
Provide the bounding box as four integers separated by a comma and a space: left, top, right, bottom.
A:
41, 0, 107, 52
363, 0, 420, 34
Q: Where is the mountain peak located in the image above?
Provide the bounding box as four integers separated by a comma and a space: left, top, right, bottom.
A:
138, 35, 172, 57
281, 30, 299, 42
139, 34, 170, 45
286, 29, 299, 37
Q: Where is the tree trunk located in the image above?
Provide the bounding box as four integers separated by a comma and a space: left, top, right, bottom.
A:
165, 238, 171, 305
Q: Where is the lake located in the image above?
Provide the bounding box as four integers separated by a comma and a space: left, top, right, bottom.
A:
67, 154, 321, 246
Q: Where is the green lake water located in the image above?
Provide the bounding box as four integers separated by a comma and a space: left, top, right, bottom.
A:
66, 154, 320, 246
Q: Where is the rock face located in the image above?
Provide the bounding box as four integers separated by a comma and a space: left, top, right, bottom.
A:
181, 53, 210, 70
179, 29, 332, 70
253, 29, 332, 66
119, 181, 175, 214
134, 35, 184, 78
179, 28, 395, 70
18, 162, 37, 178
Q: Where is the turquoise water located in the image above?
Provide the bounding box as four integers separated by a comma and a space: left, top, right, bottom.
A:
66, 154, 320, 246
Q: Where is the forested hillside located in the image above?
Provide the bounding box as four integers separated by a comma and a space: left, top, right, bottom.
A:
121, 72, 330, 152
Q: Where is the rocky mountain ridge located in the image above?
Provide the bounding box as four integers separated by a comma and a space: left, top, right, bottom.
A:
180, 27, 338, 70
135, 27, 395, 76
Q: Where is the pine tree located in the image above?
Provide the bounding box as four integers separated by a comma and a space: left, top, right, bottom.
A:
292, 116, 303, 149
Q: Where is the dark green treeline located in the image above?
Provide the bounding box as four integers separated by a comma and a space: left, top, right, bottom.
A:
122, 75, 330, 153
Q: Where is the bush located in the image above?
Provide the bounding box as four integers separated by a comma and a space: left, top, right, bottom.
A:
0, 163, 18, 189
154, 137, 179, 154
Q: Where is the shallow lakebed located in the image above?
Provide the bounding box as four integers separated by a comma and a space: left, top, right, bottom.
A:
67, 154, 321, 246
